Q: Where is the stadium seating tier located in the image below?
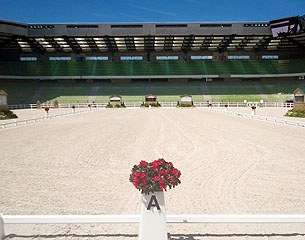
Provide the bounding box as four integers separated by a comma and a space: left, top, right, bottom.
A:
1, 59, 305, 77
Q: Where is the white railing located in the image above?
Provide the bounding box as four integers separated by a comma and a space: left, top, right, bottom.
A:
3, 103, 300, 130
7, 102, 294, 110
193, 102, 294, 108
0, 108, 101, 130
207, 108, 305, 128
1, 214, 305, 239
124, 102, 142, 108
40, 103, 108, 108
2, 214, 305, 224
7, 104, 36, 109
160, 102, 177, 108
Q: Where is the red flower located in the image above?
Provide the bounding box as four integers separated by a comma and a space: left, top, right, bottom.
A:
159, 178, 166, 185
140, 160, 148, 166
151, 175, 159, 181
152, 160, 159, 168
171, 178, 177, 185
173, 169, 179, 177
141, 178, 147, 185
140, 173, 146, 179
129, 159, 181, 195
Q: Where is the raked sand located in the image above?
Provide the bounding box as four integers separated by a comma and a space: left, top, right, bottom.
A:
1, 108, 305, 239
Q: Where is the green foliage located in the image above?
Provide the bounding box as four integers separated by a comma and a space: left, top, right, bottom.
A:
285, 109, 305, 118
105, 102, 126, 108
177, 101, 194, 107
0, 109, 18, 120
140, 102, 161, 107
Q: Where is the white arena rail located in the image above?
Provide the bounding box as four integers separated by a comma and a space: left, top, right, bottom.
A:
1, 214, 305, 239
7, 101, 294, 109
207, 108, 305, 128
0, 107, 102, 130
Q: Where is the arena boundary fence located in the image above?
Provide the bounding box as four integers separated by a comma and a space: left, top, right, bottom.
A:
0, 107, 102, 129
207, 107, 305, 128
7, 101, 294, 109
1, 214, 305, 239
3, 102, 301, 130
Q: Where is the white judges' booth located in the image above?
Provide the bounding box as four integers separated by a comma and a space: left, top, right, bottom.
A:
179, 95, 193, 106
109, 95, 123, 107
293, 88, 305, 110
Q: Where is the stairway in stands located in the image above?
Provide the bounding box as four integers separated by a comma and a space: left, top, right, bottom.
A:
31, 84, 45, 103
200, 81, 212, 101
88, 83, 100, 102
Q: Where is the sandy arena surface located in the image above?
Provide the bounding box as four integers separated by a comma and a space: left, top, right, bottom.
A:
1, 108, 305, 239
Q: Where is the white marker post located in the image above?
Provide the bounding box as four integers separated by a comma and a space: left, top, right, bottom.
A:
44, 107, 50, 118
0, 213, 4, 240
251, 105, 256, 117
224, 104, 228, 113
139, 191, 167, 240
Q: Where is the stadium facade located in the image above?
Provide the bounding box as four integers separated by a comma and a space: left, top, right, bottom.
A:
0, 16, 305, 104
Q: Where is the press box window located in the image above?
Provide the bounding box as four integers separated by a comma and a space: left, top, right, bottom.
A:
156, 56, 179, 60
20, 57, 37, 61
49, 57, 72, 61
262, 55, 279, 59
86, 56, 109, 61
228, 56, 250, 60
191, 56, 212, 60
120, 56, 143, 61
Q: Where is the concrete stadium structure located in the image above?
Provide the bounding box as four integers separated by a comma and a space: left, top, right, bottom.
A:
0, 16, 305, 103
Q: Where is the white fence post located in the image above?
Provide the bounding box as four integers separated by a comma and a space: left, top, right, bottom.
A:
139, 192, 167, 240
0, 213, 4, 240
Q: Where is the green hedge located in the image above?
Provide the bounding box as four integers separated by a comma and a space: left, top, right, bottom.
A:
0, 109, 18, 120
285, 109, 305, 118
140, 102, 161, 107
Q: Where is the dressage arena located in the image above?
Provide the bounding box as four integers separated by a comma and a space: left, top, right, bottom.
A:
1, 108, 305, 239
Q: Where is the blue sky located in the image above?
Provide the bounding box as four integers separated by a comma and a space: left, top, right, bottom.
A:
1, 0, 305, 23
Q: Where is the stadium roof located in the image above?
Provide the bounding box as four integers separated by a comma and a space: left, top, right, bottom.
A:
0, 19, 305, 54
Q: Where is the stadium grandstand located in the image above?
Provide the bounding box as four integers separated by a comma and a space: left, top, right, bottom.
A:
0, 15, 305, 104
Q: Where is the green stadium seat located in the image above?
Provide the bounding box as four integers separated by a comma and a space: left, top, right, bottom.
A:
0, 59, 305, 77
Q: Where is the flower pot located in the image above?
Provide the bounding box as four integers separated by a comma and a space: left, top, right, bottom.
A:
139, 191, 167, 240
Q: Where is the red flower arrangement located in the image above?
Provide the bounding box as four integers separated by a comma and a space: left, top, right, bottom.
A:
130, 158, 181, 195
251, 106, 256, 110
